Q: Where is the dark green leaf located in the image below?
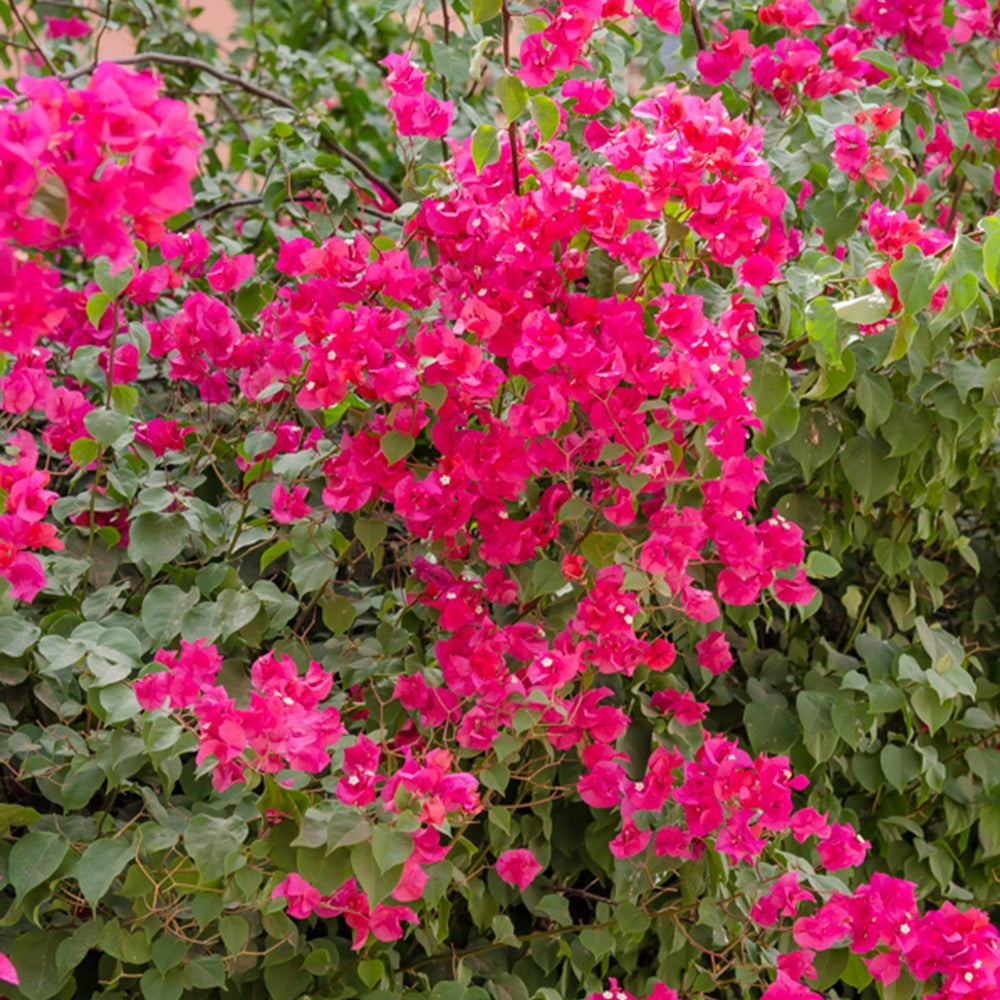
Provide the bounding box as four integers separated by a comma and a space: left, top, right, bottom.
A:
75, 838, 133, 908
10, 831, 69, 899
840, 436, 900, 507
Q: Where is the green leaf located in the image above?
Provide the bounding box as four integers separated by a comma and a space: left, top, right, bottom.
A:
152, 934, 187, 972
0, 616, 41, 657
854, 373, 893, 433
531, 558, 565, 598
470, 0, 501, 22
55, 920, 100, 982
184, 956, 226, 990
372, 826, 413, 872
128, 511, 189, 574
805, 296, 838, 362
0, 803, 40, 836
10, 930, 71, 1000
321, 593, 356, 634
867, 681, 905, 714
806, 552, 841, 578
840, 436, 900, 507
873, 538, 912, 578
351, 840, 402, 904
882, 970, 918, 1000
69, 436, 100, 467
84, 409, 132, 448
218, 915, 249, 955
379, 430, 415, 464
808, 346, 856, 400
217, 589, 262, 639
832, 292, 890, 325
890, 245, 937, 314
94, 256, 134, 298
533, 894, 571, 926
98, 919, 152, 964
260, 538, 292, 571
797, 690, 834, 732
471, 124, 501, 173
244, 430, 276, 459
978, 803, 1000, 858
581, 531, 620, 567
750, 358, 790, 419
744, 699, 799, 754
358, 959, 384, 989
530, 95, 560, 142
10, 831, 70, 899
184, 815, 248, 882
937, 271, 979, 321
934, 81, 970, 144
355, 517, 388, 554
30, 172, 68, 229
857, 48, 899, 76
290, 552, 338, 597
142, 585, 199, 643
787, 408, 840, 481
292, 801, 372, 851
495, 75, 528, 123
75, 838, 134, 908
86, 291, 112, 329
880, 744, 920, 792
140, 968, 185, 1000
979, 215, 1000, 291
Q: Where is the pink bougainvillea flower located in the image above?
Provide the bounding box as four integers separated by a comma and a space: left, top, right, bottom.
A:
0, 952, 17, 986
206, 252, 255, 292
380, 52, 454, 138
561, 78, 615, 115
45, 15, 90, 38
816, 821, 869, 870
495, 848, 543, 890
271, 483, 312, 523
832, 123, 869, 180
695, 631, 734, 674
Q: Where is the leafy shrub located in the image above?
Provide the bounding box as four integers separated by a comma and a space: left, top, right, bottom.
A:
0, 1, 997, 999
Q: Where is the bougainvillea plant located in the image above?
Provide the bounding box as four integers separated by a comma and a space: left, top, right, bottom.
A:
0, 0, 997, 999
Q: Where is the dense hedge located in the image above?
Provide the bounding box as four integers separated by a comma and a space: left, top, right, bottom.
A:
0, 1, 997, 1000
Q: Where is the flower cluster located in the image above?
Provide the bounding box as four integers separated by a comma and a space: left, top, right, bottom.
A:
135, 641, 345, 791
271, 873, 419, 950
0, 63, 201, 265
0, 430, 62, 601
380, 53, 454, 138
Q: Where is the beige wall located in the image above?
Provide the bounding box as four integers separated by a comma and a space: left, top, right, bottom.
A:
97, 1, 239, 58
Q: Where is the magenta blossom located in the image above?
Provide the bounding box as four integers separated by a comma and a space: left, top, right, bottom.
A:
495, 849, 543, 890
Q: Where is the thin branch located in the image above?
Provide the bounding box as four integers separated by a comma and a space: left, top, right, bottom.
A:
317, 121, 402, 206
689, 0, 708, 51
58, 52, 403, 205
60, 51, 298, 110
10, 0, 58, 75
90, 0, 113, 66
215, 90, 251, 143
180, 193, 395, 228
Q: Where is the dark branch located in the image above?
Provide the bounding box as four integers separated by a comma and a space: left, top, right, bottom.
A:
60, 51, 298, 110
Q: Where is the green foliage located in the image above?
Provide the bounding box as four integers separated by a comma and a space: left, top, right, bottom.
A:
1, 0, 998, 999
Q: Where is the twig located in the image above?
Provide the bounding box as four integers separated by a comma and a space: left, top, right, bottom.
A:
10, 0, 58, 74
501, 0, 521, 195
215, 90, 251, 143
60, 51, 298, 110
689, 0, 708, 51
58, 52, 403, 204
180, 193, 395, 228
90, 0, 113, 66
317, 121, 402, 205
